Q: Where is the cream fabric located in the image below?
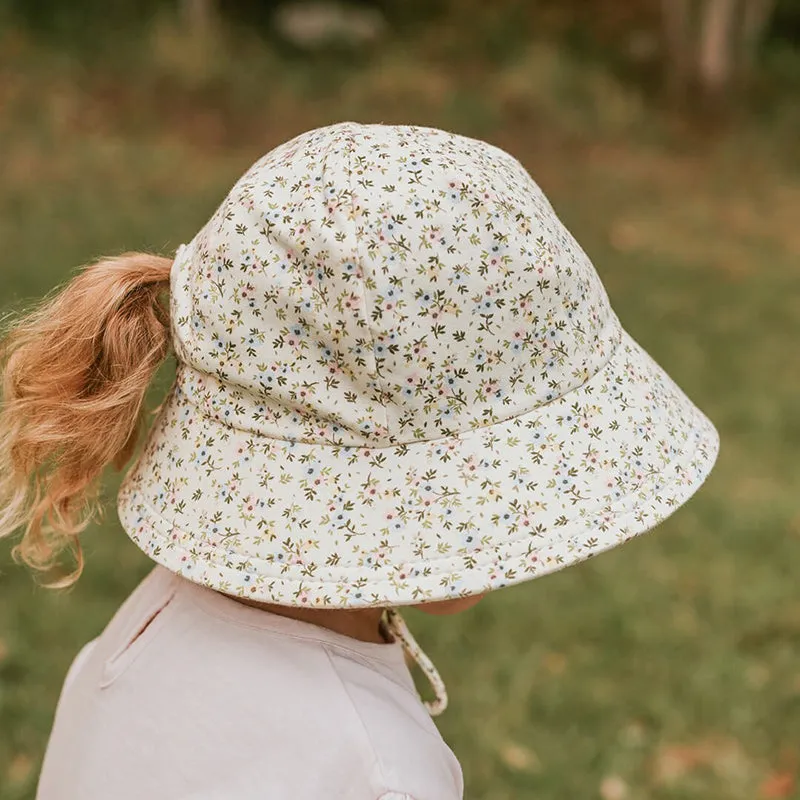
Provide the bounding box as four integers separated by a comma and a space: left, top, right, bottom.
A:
37, 566, 463, 800
117, 122, 719, 610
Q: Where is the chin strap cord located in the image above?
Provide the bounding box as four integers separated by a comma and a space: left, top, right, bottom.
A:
383, 608, 448, 717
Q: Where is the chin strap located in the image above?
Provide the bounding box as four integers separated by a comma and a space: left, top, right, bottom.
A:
382, 608, 448, 717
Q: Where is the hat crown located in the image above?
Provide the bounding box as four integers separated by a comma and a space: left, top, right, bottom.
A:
169, 122, 621, 446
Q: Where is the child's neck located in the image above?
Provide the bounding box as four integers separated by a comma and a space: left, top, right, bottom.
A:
224, 595, 390, 645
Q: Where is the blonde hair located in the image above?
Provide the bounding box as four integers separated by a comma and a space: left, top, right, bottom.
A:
0, 253, 173, 587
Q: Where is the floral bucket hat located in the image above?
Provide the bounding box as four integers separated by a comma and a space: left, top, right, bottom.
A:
117, 122, 719, 712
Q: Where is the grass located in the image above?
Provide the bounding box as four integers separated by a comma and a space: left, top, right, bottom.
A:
1, 23, 799, 800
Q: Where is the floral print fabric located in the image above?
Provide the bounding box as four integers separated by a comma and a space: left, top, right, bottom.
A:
117, 122, 719, 608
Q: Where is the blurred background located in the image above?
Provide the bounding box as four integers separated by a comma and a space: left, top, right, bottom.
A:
1, 1, 799, 798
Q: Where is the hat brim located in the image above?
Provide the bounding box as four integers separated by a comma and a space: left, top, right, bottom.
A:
117, 328, 718, 608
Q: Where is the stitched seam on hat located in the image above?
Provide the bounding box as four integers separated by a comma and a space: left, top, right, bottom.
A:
123, 420, 716, 580
169, 240, 198, 366
173, 318, 625, 450
345, 126, 390, 437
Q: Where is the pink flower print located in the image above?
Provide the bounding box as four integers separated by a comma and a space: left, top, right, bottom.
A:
481, 378, 502, 401
637, 420, 655, 441
366, 545, 392, 569
371, 422, 390, 438
325, 360, 344, 378
410, 338, 429, 360
422, 226, 444, 247
516, 292, 533, 313
458, 454, 481, 483
285, 546, 306, 567
378, 286, 398, 312
577, 405, 601, 432
285, 324, 306, 348
342, 292, 360, 313
446, 181, 462, 203
582, 447, 600, 469
359, 481, 380, 506
313, 424, 331, 441
219, 478, 240, 504
598, 511, 615, 531
428, 438, 459, 463
485, 243, 508, 271
238, 494, 259, 522
238, 281, 257, 309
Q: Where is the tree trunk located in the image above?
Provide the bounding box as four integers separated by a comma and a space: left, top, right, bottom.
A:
739, 0, 777, 79
180, 0, 216, 38
660, 0, 693, 102
697, 0, 739, 99
659, 0, 779, 112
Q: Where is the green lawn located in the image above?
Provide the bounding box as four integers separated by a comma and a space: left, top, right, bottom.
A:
1, 35, 799, 800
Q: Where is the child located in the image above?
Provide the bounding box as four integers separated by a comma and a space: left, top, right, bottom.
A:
0, 122, 719, 799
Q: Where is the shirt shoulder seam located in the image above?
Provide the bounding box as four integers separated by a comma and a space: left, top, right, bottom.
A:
321, 643, 398, 795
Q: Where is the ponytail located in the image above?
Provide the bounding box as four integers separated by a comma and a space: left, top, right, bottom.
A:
0, 253, 173, 586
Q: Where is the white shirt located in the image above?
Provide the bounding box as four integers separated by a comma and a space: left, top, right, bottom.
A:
37, 566, 463, 800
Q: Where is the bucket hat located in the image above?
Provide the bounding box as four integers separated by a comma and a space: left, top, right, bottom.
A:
117, 122, 719, 613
